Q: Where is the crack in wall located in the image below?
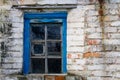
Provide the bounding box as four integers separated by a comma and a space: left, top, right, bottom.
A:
98, 0, 105, 51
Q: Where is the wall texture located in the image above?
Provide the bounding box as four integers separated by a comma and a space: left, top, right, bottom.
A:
0, 0, 120, 80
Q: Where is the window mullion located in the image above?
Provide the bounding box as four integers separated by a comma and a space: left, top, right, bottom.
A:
45, 25, 48, 73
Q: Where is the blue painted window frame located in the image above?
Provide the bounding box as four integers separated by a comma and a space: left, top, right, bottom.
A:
23, 12, 67, 74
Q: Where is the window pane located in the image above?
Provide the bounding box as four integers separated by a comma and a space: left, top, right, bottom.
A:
31, 24, 45, 40
32, 43, 45, 55
48, 59, 61, 73
47, 24, 61, 39
47, 42, 61, 55
31, 59, 45, 73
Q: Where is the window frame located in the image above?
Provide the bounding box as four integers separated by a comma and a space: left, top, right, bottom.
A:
23, 12, 67, 75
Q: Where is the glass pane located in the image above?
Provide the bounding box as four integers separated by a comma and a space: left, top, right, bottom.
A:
31, 59, 45, 73
31, 24, 45, 40
47, 42, 61, 55
47, 24, 61, 39
32, 43, 45, 55
48, 59, 61, 73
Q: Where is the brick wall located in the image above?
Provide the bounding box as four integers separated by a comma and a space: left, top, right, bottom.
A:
67, 0, 120, 80
0, 0, 120, 80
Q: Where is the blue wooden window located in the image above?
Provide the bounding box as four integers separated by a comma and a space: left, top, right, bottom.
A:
23, 12, 67, 74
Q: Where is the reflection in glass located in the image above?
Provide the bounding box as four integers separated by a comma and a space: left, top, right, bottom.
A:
33, 44, 44, 54
47, 24, 61, 39
47, 42, 61, 55
31, 24, 45, 40
31, 59, 45, 73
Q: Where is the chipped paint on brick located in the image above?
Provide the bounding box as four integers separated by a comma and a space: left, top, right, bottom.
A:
87, 40, 98, 45
83, 52, 101, 58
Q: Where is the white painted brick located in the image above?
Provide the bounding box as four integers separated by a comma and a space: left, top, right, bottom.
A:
68, 8, 85, 17
2, 63, 22, 69
67, 35, 84, 41
37, 0, 77, 4
87, 65, 105, 70
77, 0, 89, 4
87, 77, 101, 80
104, 15, 119, 21
67, 28, 84, 35
87, 10, 99, 16
2, 64, 12, 68
67, 53, 82, 59
7, 45, 23, 51
109, 9, 119, 15
11, 27, 23, 33
95, 28, 102, 32
67, 59, 86, 65
104, 58, 116, 64
0, 52, 2, 63
3, 76, 18, 80
2, 69, 21, 75
88, 22, 100, 28
104, 22, 111, 27
67, 59, 73, 64
116, 59, 120, 64
0, 5, 11, 10
87, 58, 119, 64
10, 10, 23, 17
21, 0, 36, 4
67, 65, 84, 70
88, 33, 102, 39
117, 27, 120, 32
91, 71, 106, 76
77, 5, 95, 10
105, 27, 117, 32
86, 5, 96, 10
85, 45, 103, 52
105, 52, 120, 58
3, 58, 22, 63
86, 58, 104, 65
7, 39, 23, 46
106, 65, 120, 71
110, 34, 120, 38
85, 28, 96, 33
115, 73, 120, 78
12, 23, 23, 28
12, 63, 22, 68
67, 40, 84, 46
8, 33, 23, 38
67, 46, 84, 52
111, 21, 120, 26
105, 4, 118, 9
58, 0, 77, 4
87, 16, 99, 23
67, 16, 84, 22
74, 59, 86, 65
104, 39, 120, 45
7, 52, 23, 57
78, 0, 98, 5
67, 22, 84, 28
11, 16, 23, 23
110, 0, 120, 3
